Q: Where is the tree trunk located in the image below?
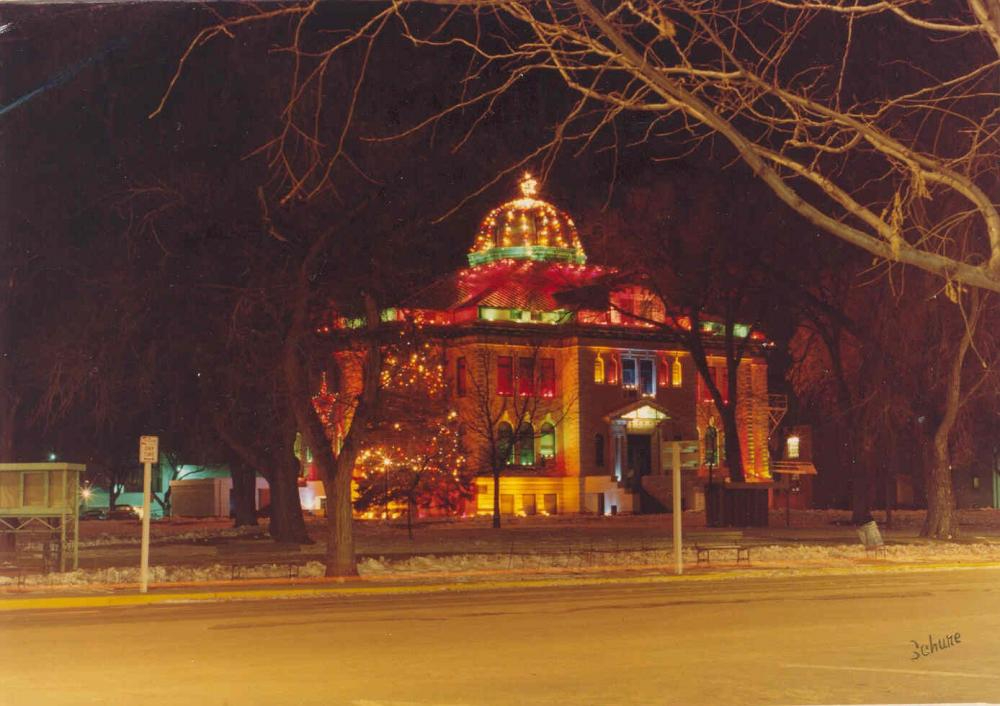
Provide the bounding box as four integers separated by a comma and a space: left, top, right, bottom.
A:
923, 427, 958, 538
230, 461, 258, 528
849, 464, 871, 524
922, 296, 980, 538
685, 315, 746, 484
268, 458, 310, 543
325, 454, 356, 576
320, 296, 382, 577
109, 481, 120, 511
718, 403, 745, 484
492, 467, 501, 529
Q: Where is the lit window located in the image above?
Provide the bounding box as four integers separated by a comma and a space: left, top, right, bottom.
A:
540, 358, 556, 397
622, 358, 637, 389
497, 356, 513, 396
522, 494, 537, 515
517, 422, 535, 466
540, 423, 556, 458
607, 355, 620, 384
594, 354, 605, 384
672, 357, 682, 387
498, 422, 514, 464
595, 433, 605, 467
786, 435, 800, 460
456, 357, 467, 397
639, 359, 655, 396
518, 357, 535, 396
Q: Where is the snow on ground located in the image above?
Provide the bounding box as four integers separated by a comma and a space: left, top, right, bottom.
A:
6, 540, 1000, 588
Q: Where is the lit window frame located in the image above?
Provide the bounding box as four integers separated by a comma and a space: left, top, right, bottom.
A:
497, 356, 514, 396
540, 358, 556, 397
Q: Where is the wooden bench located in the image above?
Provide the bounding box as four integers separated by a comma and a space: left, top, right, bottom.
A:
215, 541, 302, 580
693, 531, 751, 565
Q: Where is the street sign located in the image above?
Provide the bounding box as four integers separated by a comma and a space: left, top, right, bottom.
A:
139, 436, 159, 464
138, 435, 157, 594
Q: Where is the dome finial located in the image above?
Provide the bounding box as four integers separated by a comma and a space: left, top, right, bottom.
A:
519, 172, 539, 198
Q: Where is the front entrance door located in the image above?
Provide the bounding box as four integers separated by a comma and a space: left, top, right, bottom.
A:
626, 434, 652, 491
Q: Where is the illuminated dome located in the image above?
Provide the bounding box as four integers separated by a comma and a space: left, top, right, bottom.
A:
468, 173, 587, 266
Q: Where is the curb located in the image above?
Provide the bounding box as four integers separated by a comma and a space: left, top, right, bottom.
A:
3, 560, 1000, 612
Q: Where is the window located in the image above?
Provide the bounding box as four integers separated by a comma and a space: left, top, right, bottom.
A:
622, 358, 637, 389
523, 494, 537, 515
540, 358, 556, 397
672, 357, 683, 387
500, 494, 515, 515
595, 433, 605, 467
497, 356, 513, 396
607, 355, 620, 385
518, 357, 535, 396
540, 423, 556, 459
594, 354, 605, 384
639, 359, 655, 396
518, 422, 535, 466
456, 357, 467, 397
786, 435, 800, 460
543, 493, 558, 515
497, 422, 515, 464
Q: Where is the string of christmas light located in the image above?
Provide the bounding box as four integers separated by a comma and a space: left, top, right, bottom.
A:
468, 173, 586, 265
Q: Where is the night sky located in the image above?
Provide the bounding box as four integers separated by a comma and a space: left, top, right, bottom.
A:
0, 2, 848, 485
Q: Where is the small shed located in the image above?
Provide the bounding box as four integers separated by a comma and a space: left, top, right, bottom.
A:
0, 463, 85, 571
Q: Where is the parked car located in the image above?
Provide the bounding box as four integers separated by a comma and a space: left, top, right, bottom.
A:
79, 508, 107, 520
106, 505, 140, 521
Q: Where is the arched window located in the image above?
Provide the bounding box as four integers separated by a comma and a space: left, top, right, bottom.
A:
595, 433, 605, 467
658, 356, 669, 387
594, 354, 605, 384
540, 423, 556, 459
517, 422, 535, 466
672, 356, 682, 387
607, 355, 620, 385
497, 422, 515, 465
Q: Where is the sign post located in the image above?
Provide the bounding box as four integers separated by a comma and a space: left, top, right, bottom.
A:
672, 442, 683, 576
138, 435, 158, 594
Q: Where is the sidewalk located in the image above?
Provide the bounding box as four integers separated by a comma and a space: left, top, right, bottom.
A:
6, 512, 1000, 606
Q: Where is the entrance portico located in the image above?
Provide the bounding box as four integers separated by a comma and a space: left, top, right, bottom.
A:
604, 401, 673, 511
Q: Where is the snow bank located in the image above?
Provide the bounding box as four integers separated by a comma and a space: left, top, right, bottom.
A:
6, 541, 1000, 588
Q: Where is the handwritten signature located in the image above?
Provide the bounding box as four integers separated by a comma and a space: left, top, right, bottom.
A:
911, 632, 961, 660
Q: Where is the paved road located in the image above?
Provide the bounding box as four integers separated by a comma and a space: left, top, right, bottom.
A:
1, 569, 999, 705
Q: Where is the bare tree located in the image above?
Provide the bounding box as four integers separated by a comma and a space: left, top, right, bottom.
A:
460, 345, 574, 528
158, 0, 1000, 293
589, 174, 779, 484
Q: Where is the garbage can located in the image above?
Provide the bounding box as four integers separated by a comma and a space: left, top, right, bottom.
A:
857, 520, 883, 549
